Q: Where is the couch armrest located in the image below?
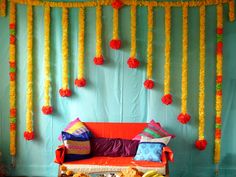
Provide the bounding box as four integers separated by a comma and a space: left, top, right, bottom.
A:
161, 146, 174, 165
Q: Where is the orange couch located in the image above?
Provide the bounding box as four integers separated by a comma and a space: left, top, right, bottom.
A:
59, 122, 173, 177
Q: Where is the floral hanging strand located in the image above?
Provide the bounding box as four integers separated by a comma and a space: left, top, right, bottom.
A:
9, 1, 17, 156
0, 0, 6, 16
144, 6, 154, 89
214, 4, 223, 164
177, 6, 191, 124
59, 8, 72, 97
110, 0, 123, 50
42, 6, 53, 115
229, 0, 235, 21
162, 6, 172, 105
75, 7, 87, 87
93, 5, 104, 65
127, 5, 140, 68
195, 6, 207, 151
24, 5, 34, 141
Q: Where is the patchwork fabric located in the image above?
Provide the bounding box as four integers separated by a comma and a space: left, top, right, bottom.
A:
58, 118, 92, 141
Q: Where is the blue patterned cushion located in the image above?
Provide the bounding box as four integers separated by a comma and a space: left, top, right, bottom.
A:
134, 141, 164, 162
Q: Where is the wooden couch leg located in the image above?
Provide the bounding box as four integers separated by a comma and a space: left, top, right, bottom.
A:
165, 163, 169, 177
58, 165, 61, 177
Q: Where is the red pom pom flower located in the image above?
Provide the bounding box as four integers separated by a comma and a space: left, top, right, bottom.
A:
195, 139, 208, 151
177, 113, 191, 124
42, 106, 53, 115
24, 131, 35, 141
112, 0, 123, 9
144, 79, 154, 89
94, 56, 104, 65
59, 88, 72, 97
127, 57, 140, 68
75, 78, 87, 87
110, 39, 121, 50
162, 94, 173, 105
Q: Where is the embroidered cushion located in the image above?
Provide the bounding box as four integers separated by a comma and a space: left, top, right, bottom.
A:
62, 131, 91, 162
133, 119, 175, 140
58, 118, 92, 141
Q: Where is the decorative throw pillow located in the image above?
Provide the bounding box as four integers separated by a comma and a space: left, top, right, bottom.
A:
62, 131, 91, 162
133, 119, 175, 140
134, 137, 166, 162
140, 136, 171, 145
58, 118, 92, 141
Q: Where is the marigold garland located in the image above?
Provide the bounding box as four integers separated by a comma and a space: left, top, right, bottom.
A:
177, 6, 191, 124
214, 4, 223, 164
9, 1, 16, 156
94, 5, 104, 65
75, 7, 87, 88
24, 5, 34, 141
144, 6, 154, 89
229, 0, 235, 21
0, 0, 6, 16
59, 7, 72, 97
127, 5, 140, 68
162, 6, 172, 105
195, 6, 207, 151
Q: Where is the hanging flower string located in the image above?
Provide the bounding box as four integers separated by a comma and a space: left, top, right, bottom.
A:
9, 1, 16, 156
229, 0, 235, 21
195, 6, 207, 151
94, 5, 104, 65
0, 0, 6, 16
144, 6, 154, 89
127, 5, 140, 68
214, 4, 223, 164
110, 0, 123, 50
162, 6, 172, 105
177, 6, 191, 124
75, 7, 87, 87
42, 6, 53, 115
59, 8, 71, 97
24, 5, 34, 141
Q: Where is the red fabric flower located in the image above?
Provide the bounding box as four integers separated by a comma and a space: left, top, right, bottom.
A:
144, 79, 154, 89
42, 106, 53, 115
94, 56, 104, 65
216, 75, 222, 83
112, 0, 123, 9
10, 108, 17, 117
9, 23, 16, 29
161, 94, 173, 105
10, 35, 15, 44
75, 78, 87, 87
109, 39, 121, 50
9, 72, 15, 81
127, 57, 140, 68
177, 113, 191, 124
24, 131, 35, 141
217, 28, 223, 35
9, 61, 16, 68
195, 139, 208, 151
59, 88, 72, 97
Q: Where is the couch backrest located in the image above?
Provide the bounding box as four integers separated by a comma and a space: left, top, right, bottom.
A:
84, 122, 147, 139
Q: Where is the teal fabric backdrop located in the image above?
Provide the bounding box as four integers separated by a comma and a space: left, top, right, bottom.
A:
0, 1, 236, 177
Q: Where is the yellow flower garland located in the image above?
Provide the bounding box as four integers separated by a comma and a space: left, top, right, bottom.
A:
24, 5, 34, 140
130, 5, 136, 59
229, 0, 235, 21
113, 8, 119, 40
9, 1, 16, 156
0, 0, 6, 16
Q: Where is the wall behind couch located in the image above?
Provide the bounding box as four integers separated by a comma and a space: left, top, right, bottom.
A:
0, 1, 236, 177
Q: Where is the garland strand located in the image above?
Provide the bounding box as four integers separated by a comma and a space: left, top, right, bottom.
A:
75, 7, 87, 87
229, 0, 235, 21
93, 5, 104, 65
144, 6, 154, 89
9, 1, 16, 156
195, 6, 208, 151
24, 5, 34, 141
109, 0, 123, 50
127, 5, 140, 68
59, 8, 72, 97
214, 4, 223, 164
177, 6, 191, 124
0, 0, 6, 16
42, 6, 53, 115
162, 6, 172, 105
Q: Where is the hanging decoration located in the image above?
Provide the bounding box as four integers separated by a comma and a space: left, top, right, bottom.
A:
94, 5, 104, 65
59, 8, 72, 97
75, 7, 87, 88
214, 4, 223, 164
144, 6, 154, 89
24, 5, 34, 141
42, 6, 53, 115
162, 6, 172, 105
177, 6, 191, 124
0, 0, 6, 16
9, 1, 16, 156
195, 6, 207, 151
110, 0, 123, 50
229, 0, 235, 21
127, 5, 140, 68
